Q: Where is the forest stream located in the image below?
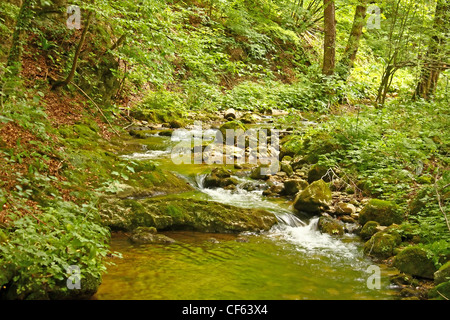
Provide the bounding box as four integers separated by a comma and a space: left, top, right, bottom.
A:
93, 120, 400, 300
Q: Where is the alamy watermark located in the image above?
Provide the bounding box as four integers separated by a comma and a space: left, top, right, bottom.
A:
366, 265, 381, 290
367, 5, 381, 30
66, 5, 81, 30
66, 265, 81, 290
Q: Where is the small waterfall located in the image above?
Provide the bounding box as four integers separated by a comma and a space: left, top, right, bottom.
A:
195, 173, 358, 258
195, 173, 305, 228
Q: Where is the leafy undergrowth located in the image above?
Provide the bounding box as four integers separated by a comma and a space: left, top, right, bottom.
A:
279, 97, 450, 267
0, 82, 133, 299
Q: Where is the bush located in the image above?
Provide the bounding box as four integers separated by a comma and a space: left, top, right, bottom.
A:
0, 201, 110, 299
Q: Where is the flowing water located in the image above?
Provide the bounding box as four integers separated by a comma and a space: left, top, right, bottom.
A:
95, 126, 399, 300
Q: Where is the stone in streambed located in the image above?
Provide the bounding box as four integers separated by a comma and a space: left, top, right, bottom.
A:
335, 202, 356, 215
394, 246, 437, 279
293, 180, 332, 215
307, 164, 330, 183
318, 215, 344, 236
100, 195, 278, 233
203, 167, 238, 189
359, 221, 380, 240
129, 227, 176, 244
363, 227, 402, 259
262, 184, 284, 197
282, 179, 308, 196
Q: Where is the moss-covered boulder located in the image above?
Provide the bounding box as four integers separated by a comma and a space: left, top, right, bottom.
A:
100, 195, 277, 233
240, 112, 261, 124
359, 199, 403, 226
250, 164, 271, 180
293, 180, 332, 215
203, 167, 238, 189
434, 261, 450, 285
428, 281, 450, 300
218, 120, 247, 137
307, 164, 330, 183
280, 162, 293, 176
360, 221, 380, 240
318, 216, 344, 236
363, 229, 402, 259
262, 184, 284, 197
282, 179, 308, 196
129, 227, 176, 244
394, 246, 437, 279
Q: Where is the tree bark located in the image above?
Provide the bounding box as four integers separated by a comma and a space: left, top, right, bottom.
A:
322, 0, 336, 76
338, 0, 368, 79
6, 0, 34, 77
414, 0, 449, 99
52, 10, 93, 90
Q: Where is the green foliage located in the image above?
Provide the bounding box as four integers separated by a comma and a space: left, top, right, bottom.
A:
0, 201, 110, 299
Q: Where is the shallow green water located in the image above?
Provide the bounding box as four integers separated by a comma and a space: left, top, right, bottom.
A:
96, 132, 400, 300
95, 230, 398, 300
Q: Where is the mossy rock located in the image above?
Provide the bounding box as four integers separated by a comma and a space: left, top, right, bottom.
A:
129, 227, 176, 244
394, 246, 437, 279
390, 273, 419, 287
428, 281, 450, 300
360, 221, 380, 240
46, 273, 102, 300
363, 230, 402, 259
359, 199, 403, 226
203, 167, 238, 189
280, 162, 293, 176
434, 261, 450, 285
169, 119, 185, 129
129, 129, 159, 139
250, 164, 271, 180
240, 113, 259, 124
318, 216, 344, 236
307, 164, 330, 183
219, 120, 248, 137
99, 195, 278, 233
293, 180, 332, 216
282, 179, 308, 196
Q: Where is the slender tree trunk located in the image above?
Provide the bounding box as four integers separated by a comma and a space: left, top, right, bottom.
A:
338, 0, 368, 79
322, 0, 336, 76
415, 0, 449, 99
6, 0, 34, 77
52, 10, 93, 90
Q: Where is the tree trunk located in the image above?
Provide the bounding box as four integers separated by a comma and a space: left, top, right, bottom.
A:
6, 0, 34, 77
414, 0, 449, 99
338, 0, 368, 79
52, 10, 93, 90
322, 0, 336, 76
